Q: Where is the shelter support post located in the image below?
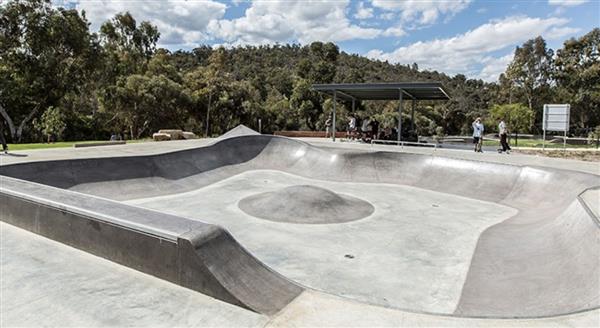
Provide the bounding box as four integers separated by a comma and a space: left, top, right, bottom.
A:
411, 99, 416, 132
332, 90, 337, 142
398, 89, 403, 143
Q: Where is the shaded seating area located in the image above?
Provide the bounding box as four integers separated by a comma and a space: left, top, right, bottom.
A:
312, 82, 450, 142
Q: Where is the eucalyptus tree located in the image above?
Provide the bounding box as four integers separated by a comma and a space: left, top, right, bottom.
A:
554, 28, 600, 130
505, 36, 554, 130
0, 0, 97, 142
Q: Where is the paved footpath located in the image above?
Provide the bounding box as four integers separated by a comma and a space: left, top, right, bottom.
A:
1, 138, 599, 327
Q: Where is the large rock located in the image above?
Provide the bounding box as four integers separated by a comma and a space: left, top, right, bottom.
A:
158, 129, 184, 140
152, 133, 171, 141
182, 131, 198, 139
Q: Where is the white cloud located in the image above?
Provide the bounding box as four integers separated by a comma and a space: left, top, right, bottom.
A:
548, 0, 588, 6
371, 0, 472, 25
379, 12, 395, 20
68, 0, 227, 47
355, 1, 374, 19
367, 16, 578, 82
476, 53, 514, 81
208, 0, 382, 45
382, 26, 406, 37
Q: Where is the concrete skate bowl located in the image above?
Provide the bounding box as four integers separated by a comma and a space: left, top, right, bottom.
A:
1, 135, 599, 319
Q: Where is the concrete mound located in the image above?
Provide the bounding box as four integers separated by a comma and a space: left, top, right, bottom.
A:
218, 124, 260, 140
238, 185, 375, 224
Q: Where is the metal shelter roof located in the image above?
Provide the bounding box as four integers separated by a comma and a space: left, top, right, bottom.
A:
312, 82, 451, 101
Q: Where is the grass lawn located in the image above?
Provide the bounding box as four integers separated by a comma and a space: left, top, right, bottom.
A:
7, 139, 151, 151
482, 139, 598, 149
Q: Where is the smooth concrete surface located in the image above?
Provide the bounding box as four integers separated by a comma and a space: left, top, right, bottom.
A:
127, 169, 515, 314
299, 137, 600, 176
3, 222, 598, 327
1, 133, 599, 324
581, 188, 600, 220
267, 290, 600, 327
0, 222, 268, 327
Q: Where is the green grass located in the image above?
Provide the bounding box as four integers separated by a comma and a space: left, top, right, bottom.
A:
482, 139, 598, 149
7, 139, 151, 151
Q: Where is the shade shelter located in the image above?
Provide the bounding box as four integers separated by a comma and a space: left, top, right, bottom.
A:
312, 82, 450, 142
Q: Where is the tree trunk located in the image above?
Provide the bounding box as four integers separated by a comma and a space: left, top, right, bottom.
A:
205, 92, 212, 137
16, 104, 41, 143
0, 103, 16, 140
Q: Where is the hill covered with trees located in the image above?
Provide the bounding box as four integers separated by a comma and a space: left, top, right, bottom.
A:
1, 0, 598, 143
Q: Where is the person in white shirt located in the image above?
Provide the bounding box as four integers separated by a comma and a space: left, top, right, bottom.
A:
347, 114, 356, 140
472, 117, 484, 152
498, 119, 511, 153
325, 114, 333, 138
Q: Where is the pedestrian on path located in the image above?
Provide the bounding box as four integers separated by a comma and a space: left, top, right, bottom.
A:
498, 119, 511, 154
0, 119, 8, 154
472, 117, 484, 153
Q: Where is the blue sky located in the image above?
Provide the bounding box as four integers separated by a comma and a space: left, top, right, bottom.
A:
51, 0, 599, 82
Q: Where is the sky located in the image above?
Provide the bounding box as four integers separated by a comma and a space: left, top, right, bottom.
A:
50, 0, 600, 82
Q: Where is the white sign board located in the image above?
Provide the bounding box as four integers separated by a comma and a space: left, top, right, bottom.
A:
543, 104, 570, 132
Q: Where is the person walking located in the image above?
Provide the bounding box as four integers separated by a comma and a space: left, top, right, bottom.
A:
325, 114, 333, 138
472, 117, 484, 152
498, 119, 511, 154
0, 119, 8, 154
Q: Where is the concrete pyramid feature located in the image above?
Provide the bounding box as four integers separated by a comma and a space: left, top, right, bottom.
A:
218, 124, 260, 140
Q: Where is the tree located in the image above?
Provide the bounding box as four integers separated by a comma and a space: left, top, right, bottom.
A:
489, 103, 534, 146
290, 42, 339, 130
34, 106, 66, 142
505, 37, 554, 130
0, 0, 97, 142
99, 11, 159, 76
183, 47, 233, 136
102, 73, 189, 139
554, 28, 600, 130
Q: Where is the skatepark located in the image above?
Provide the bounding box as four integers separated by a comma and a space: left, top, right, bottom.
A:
1, 127, 599, 327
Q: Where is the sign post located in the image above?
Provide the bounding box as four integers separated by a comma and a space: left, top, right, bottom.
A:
542, 104, 570, 151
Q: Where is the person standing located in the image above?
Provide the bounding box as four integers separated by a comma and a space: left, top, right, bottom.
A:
325, 114, 333, 138
361, 116, 372, 142
370, 119, 379, 141
498, 119, 511, 154
472, 117, 484, 152
347, 114, 356, 140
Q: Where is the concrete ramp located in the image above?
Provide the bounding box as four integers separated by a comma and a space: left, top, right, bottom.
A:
0, 176, 302, 315
1, 135, 598, 318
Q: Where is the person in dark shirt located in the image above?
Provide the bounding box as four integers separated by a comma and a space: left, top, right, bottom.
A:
0, 119, 8, 154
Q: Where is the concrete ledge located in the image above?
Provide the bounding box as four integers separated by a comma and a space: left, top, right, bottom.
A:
73, 141, 126, 148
